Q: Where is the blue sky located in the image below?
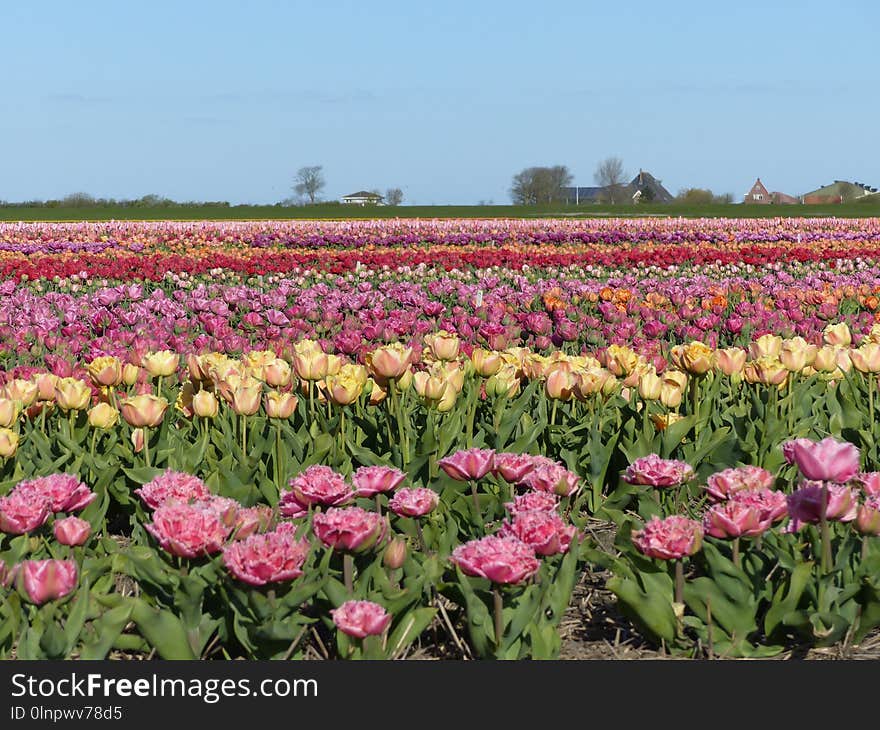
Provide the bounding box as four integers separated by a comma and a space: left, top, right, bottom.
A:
1, 0, 877, 205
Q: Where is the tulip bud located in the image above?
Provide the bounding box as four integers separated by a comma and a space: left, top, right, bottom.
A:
397, 366, 414, 391
424, 331, 460, 361
749, 334, 783, 360
0, 428, 19, 458
262, 358, 292, 388
545, 366, 575, 400
122, 363, 141, 386
0, 398, 20, 429
88, 402, 119, 429
716, 347, 746, 376
32, 373, 59, 401
264, 390, 298, 418
131, 428, 145, 453
383, 537, 407, 569
53, 516, 92, 546
54, 378, 92, 411
367, 343, 413, 380
638, 369, 662, 400
192, 390, 219, 418
120, 394, 169, 428
471, 348, 502, 377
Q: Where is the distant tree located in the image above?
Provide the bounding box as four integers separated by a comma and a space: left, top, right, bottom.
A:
509, 165, 573, 205
293, 166, 325, 204
676, 188, 715, 205
714, 192, 734, 204
385, 188, 404, 206
60, 192, 97, 207
594, 157, 627, 204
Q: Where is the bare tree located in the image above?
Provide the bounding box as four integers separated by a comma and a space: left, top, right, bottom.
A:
594, 157, 627, 204
293, 166, 326, 204
385, 188, 404, 206
510, 165, 573, 205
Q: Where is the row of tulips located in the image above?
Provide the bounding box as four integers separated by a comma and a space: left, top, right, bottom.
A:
597, 438, 880, 656
5, 257, 880, 370
0, 447, 582, 660
3, 324, 880, 512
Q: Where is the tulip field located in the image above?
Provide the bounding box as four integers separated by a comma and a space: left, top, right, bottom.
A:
5, 217, 880, 659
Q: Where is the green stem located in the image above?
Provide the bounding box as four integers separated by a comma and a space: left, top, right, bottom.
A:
870, 373, 875, 432
732, 537, 741, 568
157, 375, 163, 402
389, 380, 408, 467
674, 560, 685, 604
275, 423, 283, 492
820, 483, 831, 574
143, 430, 151, 468
493, 586, 504, 650
415, 519, 426, 552
241, 415, 247, 456
470, 480, 484, 530
89, 429, 98, 483
343, 554, 354, 595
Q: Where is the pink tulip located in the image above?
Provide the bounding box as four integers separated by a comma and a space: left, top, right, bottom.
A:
278, 491, 309, 519
782, 438, 814, 465
856, 496, 880, 536
284, 465, 353, 508
388, 487, 438, 518
521, 463, 580, 496
438, 448, 496, 481
493, 453, 539, 483
704, 466, 775, 501
624, 454, 694, 488
18, 559, 78, 605
631, 515, 703, 560
331, 600, 392, 639
351, 465, 406, 497
0, 492, 50, 535
856, 472, 880, 497
786, 482, 859, 532
499, 510, 576, 555
145, 502, 232, 558
53, 516, 91, 546
786, 437, 860, 483
231, 505, 274, 540
450, 535, 540, 584
703, 501, 764, 539
223, 523, 310, 585
504, 491, 559, 516
729, 489, 788, 527
312, 507, 387, 553
15, 473, 96, 513
134, 469, 212, 510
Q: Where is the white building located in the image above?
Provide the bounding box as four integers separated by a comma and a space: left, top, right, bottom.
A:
341, 191, 384, 205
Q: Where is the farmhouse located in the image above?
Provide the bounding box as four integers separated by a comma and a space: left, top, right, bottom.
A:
560, 169, 673, 204
743, 178, 798, 205
341, 191, 384, 205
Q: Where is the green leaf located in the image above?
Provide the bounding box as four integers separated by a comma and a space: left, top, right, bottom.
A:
387, 607, 437, 659
607, 572, 677, 645
130, 599, 197, 660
